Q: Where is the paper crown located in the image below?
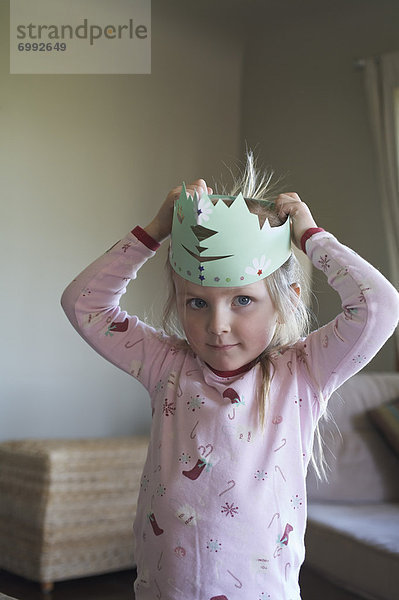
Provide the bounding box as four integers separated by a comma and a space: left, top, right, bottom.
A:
170, 183, 291, 287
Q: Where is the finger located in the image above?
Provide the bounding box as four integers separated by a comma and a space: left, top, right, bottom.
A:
275, 193, 302, 218
187, 179, 209, 198
275, 192, 301, 205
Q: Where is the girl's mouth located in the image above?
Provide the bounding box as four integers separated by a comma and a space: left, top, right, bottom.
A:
207, 344, 238, 350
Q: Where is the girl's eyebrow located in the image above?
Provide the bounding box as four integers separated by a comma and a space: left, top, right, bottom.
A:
177, 288, 253, 299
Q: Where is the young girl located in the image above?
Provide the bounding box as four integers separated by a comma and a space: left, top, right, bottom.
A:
61, 158, 399, 600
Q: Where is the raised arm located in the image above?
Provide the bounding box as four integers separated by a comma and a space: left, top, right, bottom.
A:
275, 191, 399, 399
61, 180, 213, 388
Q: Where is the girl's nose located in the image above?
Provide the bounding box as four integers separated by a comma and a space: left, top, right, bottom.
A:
207, 309, 231, 335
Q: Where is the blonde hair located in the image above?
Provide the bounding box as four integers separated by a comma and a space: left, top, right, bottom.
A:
162, 150, 328, 478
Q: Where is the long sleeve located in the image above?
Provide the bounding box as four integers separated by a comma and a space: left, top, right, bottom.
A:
61, 229, 179, 392
297, 230, 399, 402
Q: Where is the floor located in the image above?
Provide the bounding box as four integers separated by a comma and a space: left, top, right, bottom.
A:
0, 566, 362, 600
0, 569, 137, 600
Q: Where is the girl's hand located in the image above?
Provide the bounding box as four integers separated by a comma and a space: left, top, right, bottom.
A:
274, 192, 318, 249
144, 179, 213, 244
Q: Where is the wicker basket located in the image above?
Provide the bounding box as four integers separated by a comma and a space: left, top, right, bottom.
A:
0, 437, 149, 592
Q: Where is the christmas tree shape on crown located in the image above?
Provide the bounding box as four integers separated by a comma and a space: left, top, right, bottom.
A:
170, 182, 291, 287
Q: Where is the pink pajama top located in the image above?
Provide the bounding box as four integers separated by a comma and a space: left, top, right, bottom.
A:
61, 227, 399, 600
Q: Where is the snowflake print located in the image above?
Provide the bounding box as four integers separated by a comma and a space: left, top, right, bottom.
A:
296, 345, 308, 363
221, 501, 239, 517
154, 380, 165, 394
294, 397, 303, 408
156, 484, 166, 497
162, 398, 176, 416
352, 354, 367, 365
290, 494, 303, 510
206, 538, 222, 552
254, 470, 268, 481
179, 452, 191, 465
318, 254, 331, 272
195, 195, 213, 224
121, 242, 132, 253
187, 394, 205, 412
245, 255, 271, 277
140, 475, 149, 491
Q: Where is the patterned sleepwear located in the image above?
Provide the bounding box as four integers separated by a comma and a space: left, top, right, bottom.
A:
61, 228, 399, 600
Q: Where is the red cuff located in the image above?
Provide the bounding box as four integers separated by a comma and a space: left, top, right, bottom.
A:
131, 226, 161, 251
300, 228, 325, 254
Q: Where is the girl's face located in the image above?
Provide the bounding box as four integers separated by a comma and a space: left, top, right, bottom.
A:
174, 275, 279, 372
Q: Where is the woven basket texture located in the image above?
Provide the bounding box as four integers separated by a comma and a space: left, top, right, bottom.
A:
0, 437, 149, 584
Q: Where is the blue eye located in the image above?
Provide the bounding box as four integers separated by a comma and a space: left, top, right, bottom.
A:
188, 298, 207, 309
234, 296, 251, 306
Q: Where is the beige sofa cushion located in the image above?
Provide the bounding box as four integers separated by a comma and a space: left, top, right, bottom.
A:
306, 502, 399, 600
307, 373, 399, 503
370, 398, 399, 456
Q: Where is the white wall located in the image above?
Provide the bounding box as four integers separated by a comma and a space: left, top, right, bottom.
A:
1, 0, 398, 442
241, 0, 399, 371
0, 0, 244, 440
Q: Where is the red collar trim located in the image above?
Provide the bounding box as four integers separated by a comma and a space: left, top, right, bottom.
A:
206, 359, 257, 378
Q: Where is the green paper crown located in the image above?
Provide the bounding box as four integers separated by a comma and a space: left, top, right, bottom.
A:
170, 183, 291, 287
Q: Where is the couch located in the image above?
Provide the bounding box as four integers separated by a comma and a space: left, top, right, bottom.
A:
302, 372, 399, 600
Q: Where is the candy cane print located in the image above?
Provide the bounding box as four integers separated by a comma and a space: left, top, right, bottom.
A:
228, 407, 236, 420
154, 577, 162, 599
186, 368, 201, 377
267, 512, 280, 528
273, 438, 286, 452
333, 318, 345, 342
198, 443, 213, 458
287, 360, 293, 375
285, 562, 291, 581
274, 465, 286, 482
167, 372, 183, 397
124, 337, 144, 349
218, 480, 236, 497
190, 420, 199, 439
157, 551, 163, 570
227, 570, 242, 589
